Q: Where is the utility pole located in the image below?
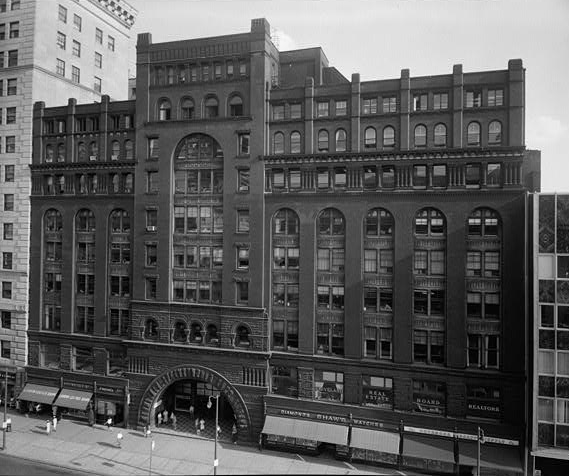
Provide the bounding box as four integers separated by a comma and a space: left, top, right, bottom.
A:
477, 426, 485, 476
2, 367, 7, 450
207, 394, 220, 475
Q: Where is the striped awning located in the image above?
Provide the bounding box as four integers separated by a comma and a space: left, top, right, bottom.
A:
17, 384, 59, 405
53, 388, 93, 411
262, 415, 348, 446
350, 427, 400, 454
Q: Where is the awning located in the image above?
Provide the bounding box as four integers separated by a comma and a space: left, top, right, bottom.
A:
262, 415, 348, 446
350, 427, 400, 454
17, 384, 59, 405
53, 388, 93, 411
460, 442, 523, 473
403, 434, 456, 464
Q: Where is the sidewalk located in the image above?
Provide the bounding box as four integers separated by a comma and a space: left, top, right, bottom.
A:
0, 409, 389, 475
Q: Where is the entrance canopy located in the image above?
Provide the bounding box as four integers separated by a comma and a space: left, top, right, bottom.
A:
18, 383, 59, 405
262, 415, 348, 446
53, 388, 93, 411
460, 442, 523, 474
350, 427, 400, 454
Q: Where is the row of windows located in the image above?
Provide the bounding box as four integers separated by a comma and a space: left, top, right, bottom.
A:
56, 58, 101, 90
156, 95, 244, 121
44, 139, 134, 163
272, 120, 502, 154
43, 114, 134, 135
41, 173, 133, 195
58, 4, 114, 50
151, 59, 247, 86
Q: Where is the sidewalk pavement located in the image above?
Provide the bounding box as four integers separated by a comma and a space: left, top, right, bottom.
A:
0, 409, 389, 475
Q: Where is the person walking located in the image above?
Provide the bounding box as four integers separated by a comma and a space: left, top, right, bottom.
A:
231, 423, 238, 444
106, 416, 113, 431
52, 414, 57, 432
116, 432, 123, 448
157, 412, 163, 426
170, 412, 177, 430
163, 409, 169, 425
199, 418, 205, 434
195, 417, 200, 434
189, 404, 195, 420
88, 405, 95, 427
46, 419, 51, 435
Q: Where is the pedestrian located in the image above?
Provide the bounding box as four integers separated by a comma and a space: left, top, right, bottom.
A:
189, 404, 195, 419
106, 416, 113, 431
35, 403, 41, 415
170, 412, 177, 430
117, 432, 123, 448
231, 423, 238, 444
144, 424, 150, 438
88, 405, 95, 427
216, 425, 221, 439
199, 418, 205, 434
157, 412, 162, 426
163, 409, 169, 425
46, 419, 51, 435
195, 417, 200, 434
258, 433, 263, 452
52, 415, 57, 432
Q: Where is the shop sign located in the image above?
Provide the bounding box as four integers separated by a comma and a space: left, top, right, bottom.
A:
273, 408, 384, 428
65, 381, 92, 391
404, 425, 519, 446
412, 393, 445, 415
362, 387, 393, 409
96, 385, 124, 396
466, 400, 501, 420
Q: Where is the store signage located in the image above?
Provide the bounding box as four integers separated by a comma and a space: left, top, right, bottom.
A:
65, 381, 92, 391
96, 385, 124, 396
275, 408, 386, 429
362, 388, 393, 408
404, 426, 519, 446
466, 400, 501, 419
412, 393, 445, 415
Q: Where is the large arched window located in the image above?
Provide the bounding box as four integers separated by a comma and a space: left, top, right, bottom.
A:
434, 123, 447, 147
110, 209, 130, 233
414, 124, 427, 147
158, 99, 171, 121
415, 208, 446, 236
235, 325, 251, 347
383, 126, 395, 148
364, 127, 377, 149
290, 131, 301, 154
318, 208, 344, 236
318, 130, 329, 152
44, 209, 63, 232
75, 209, 95, 232
206, 324, 219, 345
229, 95, 244, 117
488, 120, 502, 144
180, 98, 195, 120
273, 208, 299, 235
190, 322, 203, 343
173, 321, 188, 342
335, 129, 347, 152
467, 121, 481, 145
467, 208, 500, 237
45, 145, 54, 163
204, 96, 219, 118
365, 208, 394, 236
273, 132, 284, 154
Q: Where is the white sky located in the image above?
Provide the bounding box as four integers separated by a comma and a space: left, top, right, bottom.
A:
127, 0, 569, 193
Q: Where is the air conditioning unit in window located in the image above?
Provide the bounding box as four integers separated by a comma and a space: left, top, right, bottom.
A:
89, 155, 97, 161
111, 154, 119, 161
146, 226, 156, 232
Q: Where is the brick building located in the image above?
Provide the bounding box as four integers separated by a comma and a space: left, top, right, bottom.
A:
26, 18, 538, 475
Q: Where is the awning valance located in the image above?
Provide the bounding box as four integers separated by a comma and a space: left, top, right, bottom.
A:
403, 434, 456, 464
460, 442, 522, 473
262, 415, 348, 446
17, 384, 59, 405
350, 427, 400, 454
53, 388, 93, 411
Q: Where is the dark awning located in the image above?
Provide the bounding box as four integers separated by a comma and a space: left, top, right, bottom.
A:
460, 442, 523, 474
262, 415, 348, 446
53, 388, 93, 411
350, 427, 400, 453
404, 434, 456, 464
17, 384, 59, 405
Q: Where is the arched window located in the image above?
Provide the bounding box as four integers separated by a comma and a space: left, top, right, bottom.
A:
273, 208, 299, 235
180, 98, 195, 120
204, 96, 219, 118
383, 126, 395, 148
235, 325, 251, 347
318, 130, 329, 152
77, 141, 87, 162
45, 145, 54, 163
144, 319, 159, 340
173, 321, 188, 342
124, 140, 133, 160
273, 132, 284, 154
124, 173, 133, 192
318, 208, 344, 236
467, 122, 481, 145
57, 143, 66, 162
110, 209, 130, 233
364, 127, 377, 149
44, 209, 63, 232
488, 121, 502, 144
190, 322, 203, 343
415, 208, 446, 236
206, 324, 219, 344
365, 208, 394, 236
111, 141, 120, 160
111, 174, 119, 193
414, 124, 427, 147
76, 209, 95, 232
467, 208, 500, 236
335, 129, 347, 152
434, 123, 447, 147
229, 95, 244, 116
290, 131, 301, 154
158, 99, 171, 121
89, 141, 98, 160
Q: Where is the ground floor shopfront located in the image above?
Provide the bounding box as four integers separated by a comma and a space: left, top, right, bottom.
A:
261, 396, 525, 476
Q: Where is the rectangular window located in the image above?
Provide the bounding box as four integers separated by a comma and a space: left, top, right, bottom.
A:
433, 93, 448, 110
466, 164, 481, 188
413, 165, 427, 188
1, 310, 11, 329
94, 76, 101, 93
486, 163, 501, 186
145, 277, 157, 300
148, 138, 159, 158
488, 89, 503, 107
317, 101, 329, 117
466, 90, 482, 108
238, 169, 250, 192
238, 133, 250, 155
363, 98, 378, 115
108, 35, 115, 51
314, 370, 344, 402
8, 50, 17, 67
335, 100, 347, 116
467, 251, 482, 276
290, 103, 302, 119
236, 281, 248, 304
56, 58, 65, 76
72, 40, 81, 57
272, 105, 284, 120
146, 171, 158, 193
6, 107, 15, 124
9, 21, 18, 39
94, 52, 102, 68
317, 169, 329, 188
237, 247, 249, 269
71, 66, 80, 83
2, 251, 12, 269
11, 0, 20, 10
413, 93, 428, 111
58, 5, 67, 23
381, 165, 395, 188
95, 28, 103, 44
3, 223, 13, 240
7, 78, 16, 95
4, 193, 14, 211
73, 14, 82, 31
57, 31, 66, 49
237, 209, 249, 233
5, 136, 15, 153
382, 96, 396, 113
74, 346, 94, 372
0, 24, 4, 41
1, 340, 10, 359
432, 165, 447, 188
2, 281, 12, 299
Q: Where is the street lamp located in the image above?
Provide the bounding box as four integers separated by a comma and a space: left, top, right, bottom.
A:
207, 394, 220, 475
2, 366, 8, 450
477, 426, 485, 476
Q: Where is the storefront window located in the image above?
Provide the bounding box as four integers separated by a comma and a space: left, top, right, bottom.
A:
314, 370, 343, 402
271, 366, 298, 398
412, 380, 446, 415
361, 376, 393, 409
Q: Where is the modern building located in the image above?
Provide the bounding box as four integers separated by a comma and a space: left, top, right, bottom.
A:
0, 0, 136, 399
26, 18, 539, 475
531, 193, 569, 475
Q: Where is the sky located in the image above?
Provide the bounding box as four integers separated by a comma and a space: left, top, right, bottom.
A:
126, 0, 569, 193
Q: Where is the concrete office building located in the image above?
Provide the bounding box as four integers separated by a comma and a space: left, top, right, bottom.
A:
26, 18, 539, 475
0, 0, 136, 398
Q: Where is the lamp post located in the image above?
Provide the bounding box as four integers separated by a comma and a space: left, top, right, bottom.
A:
2, 367, 7, 450
477, 426, 485, 476
207, 394, 220, 475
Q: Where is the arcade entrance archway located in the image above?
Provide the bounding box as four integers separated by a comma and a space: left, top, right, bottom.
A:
137, 365, 251, 440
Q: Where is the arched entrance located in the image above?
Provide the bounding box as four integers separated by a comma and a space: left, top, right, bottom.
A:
137, 365, 251, 440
